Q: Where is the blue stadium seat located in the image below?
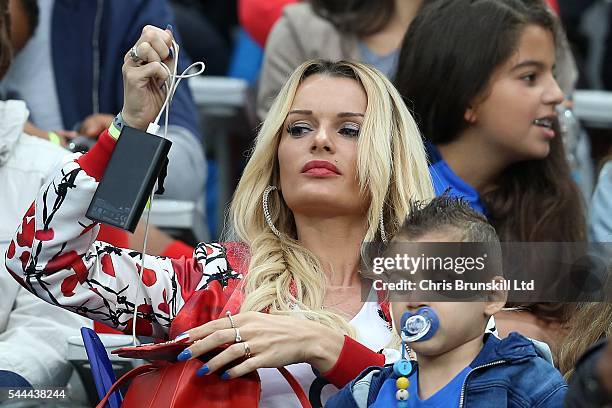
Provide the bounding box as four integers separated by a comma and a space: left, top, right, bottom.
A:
80, 327, 122, 408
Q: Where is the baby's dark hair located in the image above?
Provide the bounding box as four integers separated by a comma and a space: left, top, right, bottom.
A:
387, 195, 504, 300
396, 195, 500, 244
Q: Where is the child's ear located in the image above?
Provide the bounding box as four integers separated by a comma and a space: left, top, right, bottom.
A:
484, 276, 507, 316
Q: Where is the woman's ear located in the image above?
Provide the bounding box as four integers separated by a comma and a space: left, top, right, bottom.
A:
484, 276, 507, 316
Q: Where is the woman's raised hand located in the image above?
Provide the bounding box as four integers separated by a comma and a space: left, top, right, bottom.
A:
121, 25, 175, 130
175, 311, 345, 379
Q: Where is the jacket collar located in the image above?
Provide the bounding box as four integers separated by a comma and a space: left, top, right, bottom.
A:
470, 332, 537, 368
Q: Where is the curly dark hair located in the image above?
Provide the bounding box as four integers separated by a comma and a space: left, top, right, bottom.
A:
398, 194, 499, 244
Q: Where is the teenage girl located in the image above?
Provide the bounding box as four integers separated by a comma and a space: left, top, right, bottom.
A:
394, 0, 586, 358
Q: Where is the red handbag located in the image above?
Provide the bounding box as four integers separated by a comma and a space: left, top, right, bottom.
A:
97, 359, 310, 407
96, 244, 312, 407
97, 289, 311, 408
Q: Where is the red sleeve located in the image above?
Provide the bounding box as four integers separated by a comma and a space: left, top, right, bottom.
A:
97, 225, 130, 248
76, 129, 116, 181
238, 0, 299, 47
322, 335, 385, 388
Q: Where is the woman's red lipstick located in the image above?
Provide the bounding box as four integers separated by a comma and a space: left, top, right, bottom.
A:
301, 160, 341, 176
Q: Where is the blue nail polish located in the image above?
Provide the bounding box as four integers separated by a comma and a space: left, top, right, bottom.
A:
166, 24, 173, 32
196, 365, 209, 376
168, 47, 174, 59
220, 371, 231, 380
177, 349, 192, 361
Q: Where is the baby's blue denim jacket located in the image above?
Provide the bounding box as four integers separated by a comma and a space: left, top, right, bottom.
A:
326, 332, 567, 407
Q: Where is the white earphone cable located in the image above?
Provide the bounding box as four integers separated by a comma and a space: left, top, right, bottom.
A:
131, 40, 205, 346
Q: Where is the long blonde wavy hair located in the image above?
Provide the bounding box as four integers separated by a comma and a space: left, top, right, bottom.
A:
228, 60, 434, 334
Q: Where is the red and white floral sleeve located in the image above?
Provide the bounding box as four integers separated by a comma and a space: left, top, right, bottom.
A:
4, 130, 242, 339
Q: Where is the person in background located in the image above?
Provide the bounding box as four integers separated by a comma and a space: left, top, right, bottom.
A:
603, 8, 612, 90
537, 0, 596, 204
589, 158, 612, 243
394, 0, 586, 359
559, 303, 612, 378
238, 0, 297, 48
557, 0, 612, 90
0, 0, 90, 388
565, 339, 612, 407
170, 0, 237, 76
1, 0, 205, 204
256, 0, 425, 120
3, 0, 202, 263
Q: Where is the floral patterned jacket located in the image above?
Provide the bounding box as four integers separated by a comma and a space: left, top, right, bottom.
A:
4, 129, 388, 388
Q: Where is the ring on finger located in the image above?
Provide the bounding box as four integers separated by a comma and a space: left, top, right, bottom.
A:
243, 342, 252, 359
233, 327, 242, 343
129, 44, 144, 64
226, 311, 236, 329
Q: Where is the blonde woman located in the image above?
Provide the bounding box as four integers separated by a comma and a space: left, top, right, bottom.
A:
4, 26, 433, 406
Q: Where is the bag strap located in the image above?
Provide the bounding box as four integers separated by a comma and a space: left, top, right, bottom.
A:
96, 364, 157, 408
97, 364, 312, 408
277, 367, 313, 408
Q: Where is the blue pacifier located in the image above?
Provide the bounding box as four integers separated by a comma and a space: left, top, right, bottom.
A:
391, 308, 440, 392
400, 306, 440, 343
